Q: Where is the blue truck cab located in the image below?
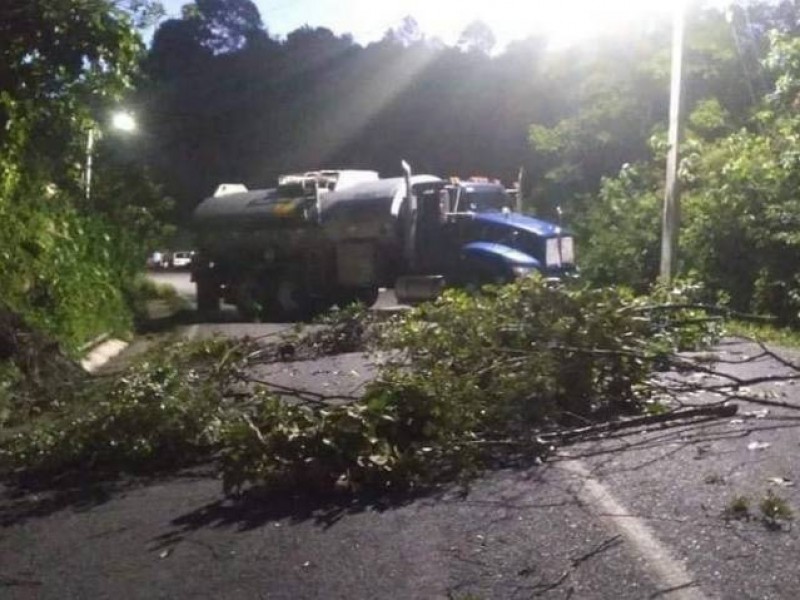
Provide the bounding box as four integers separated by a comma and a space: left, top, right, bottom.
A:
407, 179, 575, 291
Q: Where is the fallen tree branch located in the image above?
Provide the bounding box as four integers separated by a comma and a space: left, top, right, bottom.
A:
648, 374, 800, 411
241, 375, 360, 406
541, 403, 739, 444
624, 302, 777, 323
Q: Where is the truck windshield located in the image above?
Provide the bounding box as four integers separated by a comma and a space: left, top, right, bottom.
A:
277, 182, 309, 199
461, 188, 510, 213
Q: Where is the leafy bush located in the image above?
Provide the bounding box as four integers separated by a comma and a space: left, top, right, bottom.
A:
573, 33, 800, 325
575, 163, 662, 292
0, 338, 247, 476
0, 2, 172, 352
1, 279, 719, 494
219, 278, 719, 494
125, 273, 184, 322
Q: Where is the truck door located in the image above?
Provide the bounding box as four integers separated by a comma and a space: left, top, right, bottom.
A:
413, 183, 453, 274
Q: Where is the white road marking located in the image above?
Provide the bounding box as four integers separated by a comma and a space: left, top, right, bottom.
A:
81, 339, 129, 373
560, 459, 710, 600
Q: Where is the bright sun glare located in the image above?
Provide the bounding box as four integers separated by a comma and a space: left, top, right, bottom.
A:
367, 0, 687, 48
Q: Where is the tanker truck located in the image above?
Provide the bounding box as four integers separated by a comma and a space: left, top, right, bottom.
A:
191, 163, 575, 320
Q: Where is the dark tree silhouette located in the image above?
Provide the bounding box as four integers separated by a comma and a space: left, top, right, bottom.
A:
195, 0, 264, 53
458, 20, 496, 54
138, 1, 787, 224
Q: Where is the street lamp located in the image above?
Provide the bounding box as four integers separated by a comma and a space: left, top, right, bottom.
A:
84, 110, 137, 201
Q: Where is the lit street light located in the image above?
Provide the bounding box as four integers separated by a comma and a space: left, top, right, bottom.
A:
84, 110, 137, 201
111, 111, 137, 133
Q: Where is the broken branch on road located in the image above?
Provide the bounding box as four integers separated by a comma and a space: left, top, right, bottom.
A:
3, 279, 800, 499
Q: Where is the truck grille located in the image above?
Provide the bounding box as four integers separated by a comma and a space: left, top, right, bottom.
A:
545, 236, 575, 269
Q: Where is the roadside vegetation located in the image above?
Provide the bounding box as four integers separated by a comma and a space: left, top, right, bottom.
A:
0, 1, 170, 353
726, 321, 800, 350
571, 31, 800, 326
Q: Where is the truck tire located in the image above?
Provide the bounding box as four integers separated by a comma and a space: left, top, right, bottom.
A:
270, 276, 314, 321
196, 276, 220, 314
235, 277, 267, 321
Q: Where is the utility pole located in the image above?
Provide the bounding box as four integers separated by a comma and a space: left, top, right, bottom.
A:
660, 2, 686, 283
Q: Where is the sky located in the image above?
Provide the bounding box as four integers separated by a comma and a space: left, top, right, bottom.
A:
156, 0, 734, 50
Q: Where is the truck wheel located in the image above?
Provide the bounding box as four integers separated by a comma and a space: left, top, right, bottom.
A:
270, 277, 313, 321
196, 277, 220, 314
235, 278, 266, 321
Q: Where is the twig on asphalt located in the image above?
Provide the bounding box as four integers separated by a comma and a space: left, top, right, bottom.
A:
531, 534, 623, 595
241, 375, 360, 406
541, 404, 739, 444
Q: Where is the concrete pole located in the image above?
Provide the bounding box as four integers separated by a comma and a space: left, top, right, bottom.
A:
660, 2, 686, 283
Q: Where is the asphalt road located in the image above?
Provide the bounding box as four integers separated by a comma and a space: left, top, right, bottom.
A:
3, 275, 800, 598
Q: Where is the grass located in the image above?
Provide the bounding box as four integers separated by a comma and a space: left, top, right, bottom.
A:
760, 490, 793, 524
726, 320, 800, 349
726, 494, 751, 520
127, 274, 188, 321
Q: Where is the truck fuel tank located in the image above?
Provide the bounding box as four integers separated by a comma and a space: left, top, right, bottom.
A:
394, 275, 446, 304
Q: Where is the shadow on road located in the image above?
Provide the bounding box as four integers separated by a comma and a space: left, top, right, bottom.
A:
0, 465, 220, 528
1, 480, 117, 527
153, 485, 430, 550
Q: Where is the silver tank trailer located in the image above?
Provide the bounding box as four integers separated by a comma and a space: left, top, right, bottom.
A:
191, 171, 439, 319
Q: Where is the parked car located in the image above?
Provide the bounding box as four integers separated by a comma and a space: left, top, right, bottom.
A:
146, 251, 168, 270
171, 251, 194, 270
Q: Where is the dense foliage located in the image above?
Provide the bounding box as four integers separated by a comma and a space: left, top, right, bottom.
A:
576, 29, 800, 323
0, 1, 170, 350
0, 337, 241, 473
